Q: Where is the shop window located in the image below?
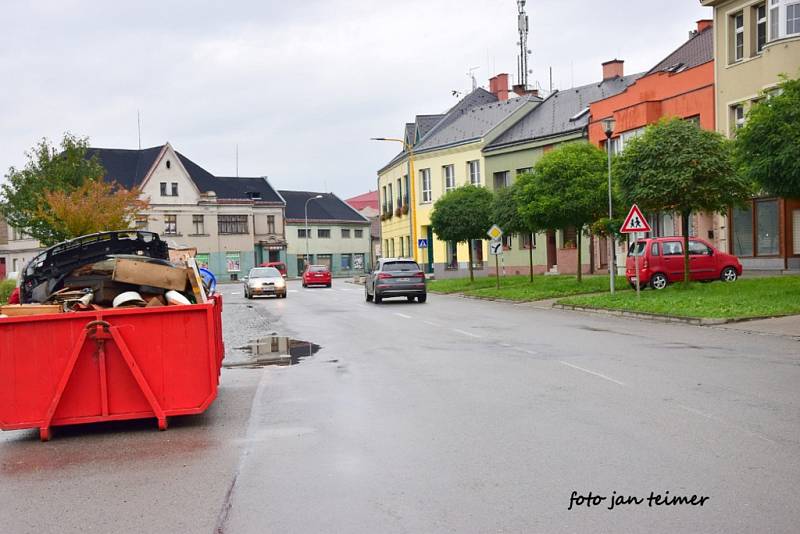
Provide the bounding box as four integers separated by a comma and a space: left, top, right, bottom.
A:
756, 199, 779, 255
446, 241, 458, 269
732, 205, 754, 256
341, 254, 352, 270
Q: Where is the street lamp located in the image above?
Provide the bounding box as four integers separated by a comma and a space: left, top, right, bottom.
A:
601, 117, 617, 294
371, 137, 418, 264
305, 194, 323, 269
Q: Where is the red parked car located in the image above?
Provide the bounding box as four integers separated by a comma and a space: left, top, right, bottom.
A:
302, 265, 332, 288
626, 236, 742, 289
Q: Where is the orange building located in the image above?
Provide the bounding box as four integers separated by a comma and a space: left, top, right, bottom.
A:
588, 20, 717, 242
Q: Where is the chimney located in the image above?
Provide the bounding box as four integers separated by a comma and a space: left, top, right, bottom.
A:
489, 73, 510, 101
512, 84, 539, 98
696, 19, 713, 33
602, 59, 624, 80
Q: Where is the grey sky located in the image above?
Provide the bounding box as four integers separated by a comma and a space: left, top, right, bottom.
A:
0, 1, 710, 198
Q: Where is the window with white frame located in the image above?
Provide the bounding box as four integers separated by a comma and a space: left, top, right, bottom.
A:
387, 183, 393, 213
732, 11, 745, 62
767, 0, 800, 40
396, 178, 402, 206
493, 171, 510, 189
788, 1, 800, 34
164, 214, 177, 235
468, 160, 481, 185
443, 164, 456, 192
420, 169, 432, 203
756, 3, 768, 53
731, 104, 746, 135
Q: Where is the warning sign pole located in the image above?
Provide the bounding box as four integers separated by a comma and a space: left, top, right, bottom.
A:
634, 232, 641, 299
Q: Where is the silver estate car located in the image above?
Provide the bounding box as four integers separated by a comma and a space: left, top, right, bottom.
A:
365, 258, 427, 304
244, 267, 287, 299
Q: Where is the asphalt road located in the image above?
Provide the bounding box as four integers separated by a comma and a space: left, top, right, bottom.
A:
1, 279, 798, 533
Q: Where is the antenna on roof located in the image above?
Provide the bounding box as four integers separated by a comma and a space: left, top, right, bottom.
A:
516, 0, 530, 90
137, 110, 141, 150
467, 66, 479, 91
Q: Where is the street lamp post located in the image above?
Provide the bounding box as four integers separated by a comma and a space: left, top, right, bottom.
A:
371, 137, 418, 264
601, 117, 617, 294
304, 194, 323, 270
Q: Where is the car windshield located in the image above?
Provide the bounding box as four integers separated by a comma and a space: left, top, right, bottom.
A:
627, 242, 647, 257
382, 261, 421, 272
249, 267, 280, 278
309, 265, 328, 272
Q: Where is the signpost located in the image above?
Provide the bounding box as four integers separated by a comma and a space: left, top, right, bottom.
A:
417, 238, 428, 249
620, 204, 652, 299
487, 225, 504, 289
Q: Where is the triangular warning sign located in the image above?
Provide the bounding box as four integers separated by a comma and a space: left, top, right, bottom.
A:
620, 204, 651, 233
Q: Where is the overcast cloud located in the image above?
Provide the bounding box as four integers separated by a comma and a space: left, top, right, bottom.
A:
0, 1, 710, 198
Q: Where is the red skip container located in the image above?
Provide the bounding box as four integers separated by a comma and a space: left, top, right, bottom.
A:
0, 295, 225, 441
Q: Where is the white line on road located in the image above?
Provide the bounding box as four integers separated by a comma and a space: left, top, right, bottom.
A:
288, 290, 298, 293
231, 292, 241, 295
394, 313, 412, 319
523, 349, 539, 355
453, 328, 482, 338
559, 361, 626, 386
499, 342, 513, 348
675, 404, 777, 444
423, 320, 441, 327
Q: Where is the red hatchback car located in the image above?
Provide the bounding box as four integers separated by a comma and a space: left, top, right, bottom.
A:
302, 264, 332, 288
626, 237, 742, 289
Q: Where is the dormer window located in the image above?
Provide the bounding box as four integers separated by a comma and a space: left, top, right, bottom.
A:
569, 107, 590, 122
247, 191, 262, 200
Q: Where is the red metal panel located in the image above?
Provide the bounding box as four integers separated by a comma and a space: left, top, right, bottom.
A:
0, 299, 224, 440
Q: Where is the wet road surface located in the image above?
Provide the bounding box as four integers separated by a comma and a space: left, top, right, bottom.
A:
2, 280, 799, 533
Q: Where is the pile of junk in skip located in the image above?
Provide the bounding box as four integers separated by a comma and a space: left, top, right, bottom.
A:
0, 231, 217, 318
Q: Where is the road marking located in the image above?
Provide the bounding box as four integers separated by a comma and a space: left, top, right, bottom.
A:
231, 292, 241, 295
523, 349, 539, 355
559, 361, 626, 386
675, 404, 777, 444
423, 320, 441, 327
394, 313, 412, 319
499, 342, 513, 347
288, 290, 298, 293
453, 328, 482, 338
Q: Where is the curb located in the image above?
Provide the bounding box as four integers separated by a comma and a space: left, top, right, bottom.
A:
552, 303, 747, 326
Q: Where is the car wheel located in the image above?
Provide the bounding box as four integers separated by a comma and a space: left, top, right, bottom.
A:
302, 282, 307, 288
326, 283, 332, 288
650, 273, 668, 290
417, 294, 427, 303
721, 266, 738, 282
365, 287, 373, 302
374, 294, 382, 304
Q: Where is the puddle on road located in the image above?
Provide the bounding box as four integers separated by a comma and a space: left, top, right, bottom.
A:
224, 336, 321, 368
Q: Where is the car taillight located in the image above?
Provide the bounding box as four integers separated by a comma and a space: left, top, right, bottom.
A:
413, 272, 425, 278
378, 273, 392, 279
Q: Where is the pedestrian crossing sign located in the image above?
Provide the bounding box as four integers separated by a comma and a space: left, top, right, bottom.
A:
620, 204, 651, 233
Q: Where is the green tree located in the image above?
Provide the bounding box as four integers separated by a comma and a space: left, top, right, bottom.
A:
429, 184, 493, 282
492, 182, 537, 281
516, 142, 608, 282
615, 117, 752, 286
0, 133, 105, 246
735, 73, 800, 197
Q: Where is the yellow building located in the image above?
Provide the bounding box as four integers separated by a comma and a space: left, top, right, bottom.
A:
377, 76, 539, 277
702, 0, 800, 270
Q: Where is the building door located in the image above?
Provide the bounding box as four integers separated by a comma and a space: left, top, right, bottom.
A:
546, 230, 557, 269
0, 258, 5, 279
269, 249, 281, 262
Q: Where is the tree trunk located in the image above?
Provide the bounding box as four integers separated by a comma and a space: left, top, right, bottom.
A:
682, 209, 691, 287
468, 240, 474, 282
576, 228, 582, 283
589, 233, 595, 274
528, 232, 534, 282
